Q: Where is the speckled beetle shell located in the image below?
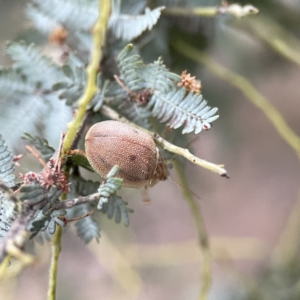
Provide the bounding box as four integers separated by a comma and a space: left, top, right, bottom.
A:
85, 120, 167, 189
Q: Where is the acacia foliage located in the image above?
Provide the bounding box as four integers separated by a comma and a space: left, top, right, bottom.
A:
0, 0, 220, 254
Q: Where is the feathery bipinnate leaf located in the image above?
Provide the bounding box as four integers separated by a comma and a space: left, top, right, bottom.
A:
22, 133, 55, 161
68, 176, 100, 198
96, 166, 133, 227
6, 42, 65, 90
26, 4, 61, 35
29, 206, 66, 239
74, 204, 100, 243
52, 53, 86, 107
67, 176, 100, 243
69, 167, 133, 228
21, 185, 63, 238
20, 184, 61, 210
0, 135, 17, 241
0, 191, 17, 240
29, 0, 163, 42
114, 44, 219, 134
0, 188, 20, 241
0, 68, 33, 99
119, 102, 152, 129
30, 0, 98, 31
0, 42, 72, 149
109, 6, 165, 41
0, 135, 16, 188
101, 195, 133, 227
97, 165, 123, 210
0, 94, 52, 150
149, 87, 219, 134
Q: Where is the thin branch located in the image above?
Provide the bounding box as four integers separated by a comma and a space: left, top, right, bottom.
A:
0, 255, 12, 279
57, 193, 101, 209
173, 159, 211, 300
173, 39, 300, 159
100, 104, 229, 178
47, 1, 111, 299
62, 210, 94, 223
70, 111, 92, 150
25, 145, 47, 168
62, 0, 110, 155
47, 226, 62, 300
271, 190, 300, 267
164, 4, 258, 18
244, 16, 300, 67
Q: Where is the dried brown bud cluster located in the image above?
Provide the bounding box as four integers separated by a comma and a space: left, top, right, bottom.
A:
48, 27, 68, 45
20, 158, 69, 193
177, 70, 201, 94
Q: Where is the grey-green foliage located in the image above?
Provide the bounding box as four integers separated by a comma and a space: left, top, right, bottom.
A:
101, 195, 133, 227
68, 176, 100, 198
0, 192, 16, 239
22, 185, 63, 238
30, 0, 98, 31
67, 174, 132, 243
66, 176, 101, 243
0, 43, 72, 149
108, 6, 165, 41
0, 194, 16, 247
52, 53, 86, 108
0, 191, 17, 246
0, 136, 16, 241
28, 0, 164, 42
52, 43, 219, 134
7, 42, 65, 90
22, 133, 55, 161
0, 68, 33, 99
74, 204, 101, 243
29, 205, 66, 239
0, 135, 16, 188
97, 165, 123, 210
0, 0, 220, 250
113, 44, 219, 134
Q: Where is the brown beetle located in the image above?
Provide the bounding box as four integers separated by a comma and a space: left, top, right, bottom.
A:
85, 120, 167, 188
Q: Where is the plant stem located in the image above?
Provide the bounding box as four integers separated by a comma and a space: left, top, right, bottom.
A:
164, 7, 218, 17
47, 226, 62, 300
164, 4, 258, 18
0, 255, 11, 279
173, 39, 300, 159
245, 17, 300, 67
173, 159, 211, 300
271, 190, 300, 267
62, 0, 110, 155
47, 1, 110, 299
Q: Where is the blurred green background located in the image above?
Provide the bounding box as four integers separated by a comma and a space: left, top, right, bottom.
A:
1, 1, 300, 299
